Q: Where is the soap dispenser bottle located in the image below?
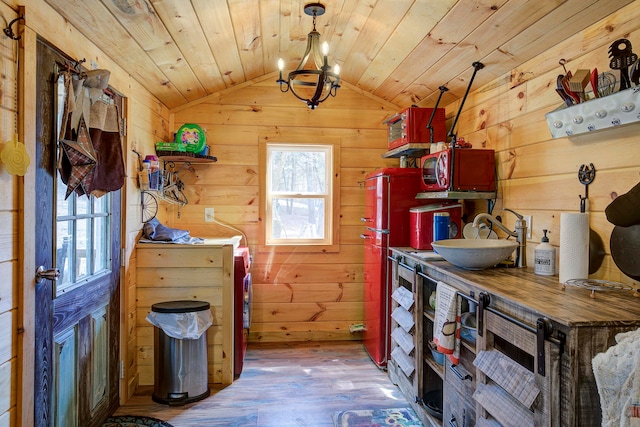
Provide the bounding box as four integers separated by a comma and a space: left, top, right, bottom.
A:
534, 229, 556, 276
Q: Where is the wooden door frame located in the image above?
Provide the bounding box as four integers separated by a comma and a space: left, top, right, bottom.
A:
18, 15, 37, 427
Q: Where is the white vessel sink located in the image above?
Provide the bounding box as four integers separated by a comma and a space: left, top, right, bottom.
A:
431, 239, 518, 270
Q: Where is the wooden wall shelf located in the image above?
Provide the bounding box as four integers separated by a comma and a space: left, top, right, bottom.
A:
157, 150, 218, 163
416, 190, 496, 200
382, 143, 430, 158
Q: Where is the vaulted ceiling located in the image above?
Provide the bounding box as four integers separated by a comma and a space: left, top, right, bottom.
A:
44, 0, 634, 110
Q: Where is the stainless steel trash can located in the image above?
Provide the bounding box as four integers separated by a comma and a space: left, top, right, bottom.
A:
151, 300, 211, 405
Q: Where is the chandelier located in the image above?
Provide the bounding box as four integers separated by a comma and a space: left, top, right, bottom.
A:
277, 3, 340, 109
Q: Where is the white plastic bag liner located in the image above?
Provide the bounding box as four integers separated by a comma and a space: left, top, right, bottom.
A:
146, 309, 213, 340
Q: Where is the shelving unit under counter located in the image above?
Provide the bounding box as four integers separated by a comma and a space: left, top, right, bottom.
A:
389, 246, 640, 427
388, 252, 445, 427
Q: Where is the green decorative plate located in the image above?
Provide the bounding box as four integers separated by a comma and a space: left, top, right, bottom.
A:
175, 123, 206, 153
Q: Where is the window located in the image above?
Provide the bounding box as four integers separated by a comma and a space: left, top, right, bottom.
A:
55, 179, 111, 296
265, 143, 334, 246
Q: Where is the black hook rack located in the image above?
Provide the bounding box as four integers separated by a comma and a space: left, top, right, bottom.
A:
68, 58, 87, 75
3, 15, 24, 40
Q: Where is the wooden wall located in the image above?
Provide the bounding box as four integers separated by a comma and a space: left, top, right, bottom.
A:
122, 78, 172, 401
163, 1, 640, 345
164, 76, 398, 342
445, 1, 640, 287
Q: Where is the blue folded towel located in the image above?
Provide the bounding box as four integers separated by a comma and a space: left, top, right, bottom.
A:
143, 218, 190, 242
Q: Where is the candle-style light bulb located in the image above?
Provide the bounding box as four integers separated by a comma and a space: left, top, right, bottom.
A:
277, 58, 285, 81
322, 42, 329, 56
321, 42, 329, 67
334, 64, 340, 75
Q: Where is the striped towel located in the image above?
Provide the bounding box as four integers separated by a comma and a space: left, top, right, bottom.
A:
433, 281, 460, 364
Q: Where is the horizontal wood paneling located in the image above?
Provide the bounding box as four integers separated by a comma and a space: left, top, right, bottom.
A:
448, 2, 640, 287
174, 102, 392, 130
137, 246, 224, 268
0, 262, 15, 314
0, 359, 15, 415
0, 178, 16, 212
253, 302, 363, 323
167, 83, 390, 342
0, 212, 16, 262
135, 244, 233, 385
251, 263, 362, 284
253, 283, 363, 303
0, 311, 15, 364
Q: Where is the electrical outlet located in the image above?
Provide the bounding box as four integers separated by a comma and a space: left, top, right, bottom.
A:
205, 207, 215, 222
523, 215, 532, 240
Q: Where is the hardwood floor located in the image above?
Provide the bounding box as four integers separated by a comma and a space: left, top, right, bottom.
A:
114, 341, 412, 426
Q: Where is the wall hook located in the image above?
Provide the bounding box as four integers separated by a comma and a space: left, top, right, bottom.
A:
3, 15, 24, 40
578, 163, 596, 213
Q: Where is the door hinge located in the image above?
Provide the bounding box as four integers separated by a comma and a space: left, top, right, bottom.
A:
121, 248, 126, 262
119, 360, 125, 379
121, 118, 127, 136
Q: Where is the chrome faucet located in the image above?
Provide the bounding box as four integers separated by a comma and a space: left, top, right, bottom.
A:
472, 208, 527, 268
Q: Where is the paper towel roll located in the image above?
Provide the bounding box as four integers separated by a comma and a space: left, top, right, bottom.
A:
559, 212, 590, 283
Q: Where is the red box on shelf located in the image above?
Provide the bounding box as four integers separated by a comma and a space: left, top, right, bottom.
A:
384, 107, 447, 151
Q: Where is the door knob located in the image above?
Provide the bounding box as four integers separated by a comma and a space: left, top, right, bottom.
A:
36, 265, 60, 281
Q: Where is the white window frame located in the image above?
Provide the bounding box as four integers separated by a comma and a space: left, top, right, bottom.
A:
259, 139, 340, 252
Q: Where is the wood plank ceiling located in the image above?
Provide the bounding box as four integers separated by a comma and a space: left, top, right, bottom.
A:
44, 0, 635, 110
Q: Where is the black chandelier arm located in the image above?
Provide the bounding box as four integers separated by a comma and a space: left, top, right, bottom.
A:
329, 83, 340, 97
277, 78, 290, 93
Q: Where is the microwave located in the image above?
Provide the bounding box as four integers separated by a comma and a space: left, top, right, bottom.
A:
420, 148, 496, 192
384, 107, 447, 150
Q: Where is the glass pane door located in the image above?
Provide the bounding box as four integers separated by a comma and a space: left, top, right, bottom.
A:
54, 73, 111, 297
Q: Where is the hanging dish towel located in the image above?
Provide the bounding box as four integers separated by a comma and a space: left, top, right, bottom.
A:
433, 281, 460, 363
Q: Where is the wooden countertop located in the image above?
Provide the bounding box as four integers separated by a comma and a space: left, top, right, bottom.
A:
391, 247, 640, 328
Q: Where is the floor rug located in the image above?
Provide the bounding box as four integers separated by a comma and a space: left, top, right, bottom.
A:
333, 407, 423, 427
103, 415, 174, 427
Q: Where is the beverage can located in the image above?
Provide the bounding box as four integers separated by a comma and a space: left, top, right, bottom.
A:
433, 212, 450, 242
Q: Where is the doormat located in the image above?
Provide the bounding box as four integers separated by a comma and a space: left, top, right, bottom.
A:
103, 415, 174, 427
333, 407, 423, 427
